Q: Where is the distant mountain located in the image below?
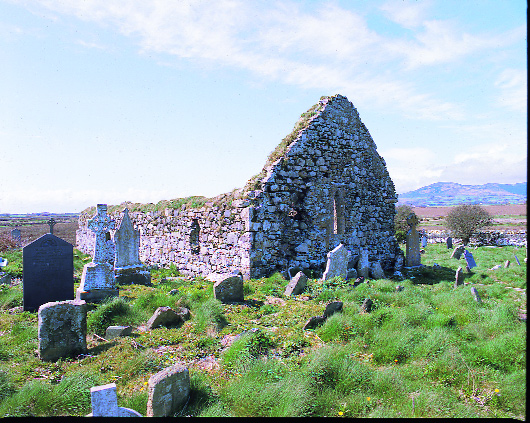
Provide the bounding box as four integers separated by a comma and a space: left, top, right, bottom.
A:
397, 182, 527, 207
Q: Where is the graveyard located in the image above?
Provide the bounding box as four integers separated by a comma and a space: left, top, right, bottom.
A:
0, 232, 526, 417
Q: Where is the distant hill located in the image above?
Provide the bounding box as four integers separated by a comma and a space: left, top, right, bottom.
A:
398, 182, 527, 207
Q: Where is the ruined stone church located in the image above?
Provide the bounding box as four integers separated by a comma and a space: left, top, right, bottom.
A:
77, 94, 401, 279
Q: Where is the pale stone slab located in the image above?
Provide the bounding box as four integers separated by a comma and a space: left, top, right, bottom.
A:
89, 383, 142, 417
284, 271, 307, 296
370, 261, 385, 280
105, 325, 133, 340
470, 287, 481, 303
147, 365, 190, 417
322, 243, 350, 281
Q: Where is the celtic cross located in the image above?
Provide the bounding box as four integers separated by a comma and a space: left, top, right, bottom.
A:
47, 218, 57, 234
88, 204, 116, 263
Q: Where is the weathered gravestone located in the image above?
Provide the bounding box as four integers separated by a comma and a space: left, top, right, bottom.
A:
514, 254, 521, 265
360, 298, 373, 313
114, 208, 151, 286
322, 243, 350, 281
421, 235, 428, 248
11, 228, 21, 246
504, 260, 510, 268
147, 365, 190, 417
454, 267, 464, 288
451, 245, 465, 260
38, 299, 87, 361
89, 383, 142, 417
207, 272, 244, 303
23, 233, 74, 312
405, 214, 421, 267
356, 249, 370, 278
284, 271, 308, 296
146, 306, 190, 330
463, 250, 477, 269
470, 287, 482, 303
76, 204, 118, 303
446, 236, 453, 249
370, 261, 385, 280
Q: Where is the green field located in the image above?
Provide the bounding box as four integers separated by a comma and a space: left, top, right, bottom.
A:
0, 244, 525, 418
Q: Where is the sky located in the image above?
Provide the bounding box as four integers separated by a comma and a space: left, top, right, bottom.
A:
0, 0, 526, 214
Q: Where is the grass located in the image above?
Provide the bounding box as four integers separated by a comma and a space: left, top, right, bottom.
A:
0, 243, 525, 418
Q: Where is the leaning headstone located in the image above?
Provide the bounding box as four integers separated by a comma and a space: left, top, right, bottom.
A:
450, 245, 465, 260
323, 301, 343, 318
322, 243, 350, 281
514, 254, 520, 265
356, 249, 370, 278
446, 236, 453, 249
405, 214, 421, 267
303, 315, 327, 330
454, 267, 464, 288
504, 260, 510, 268
346, 268, 357, 280
38, 300, 87, 361
114, 208, 151, 286
147, 365, 190, 417
23, 233, 74, 311
208, 273, 244, 303
284, 271, 307, 296
360, 298, 373, 313
88, 383, 142, 417
146, 306, 190, 330
287, 267, 303, 280
463, 250, 477, 269
370, 261, 385, 280
76, 204, 118, 303
470, 287, 481, 303
105, 325, 133, 340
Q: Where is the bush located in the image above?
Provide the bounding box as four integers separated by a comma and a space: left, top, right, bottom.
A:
394, 205, 416, 243
445, 204, 492, 245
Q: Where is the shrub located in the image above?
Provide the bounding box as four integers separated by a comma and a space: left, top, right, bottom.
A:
445, 204, 492, 245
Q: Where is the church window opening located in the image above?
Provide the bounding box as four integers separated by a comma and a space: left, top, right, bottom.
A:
190, 219, 200, 254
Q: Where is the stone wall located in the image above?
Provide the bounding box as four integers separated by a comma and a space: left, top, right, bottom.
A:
77, 94, 401, 279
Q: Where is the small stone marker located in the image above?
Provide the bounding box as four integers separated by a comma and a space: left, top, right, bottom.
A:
394, 253, 404, 271
76, 204, 118, 303
322, 243, 350, 280
356, 249, 370, 278
446, 236, 453, 249
323, 301, 343, 318
303, 315, 327, 330
38, 299, 87, 361
89, 383, 142, 417
405, 214, 421, 267
514, 254, 520, 265
470, 287, 481, 303
370, 261, 385, 280
463, 250, 477, 269
147, 365, 190, 417
11, 228, 21, 245
504, 260, 510, 268
360, 298, 373, 313
105, 325, 133, 340
352, 276, 365, 287
114, 208, 151, 286
284, 271, 307, 296
208, 272, 244, 303
490, 264, 501, 270
454, 267, 464, 288
421, 235, 427, 248
146, 306, 190, 330
23, 233, 74, 312
0, 272, 11, 285
450, 245, 465, 260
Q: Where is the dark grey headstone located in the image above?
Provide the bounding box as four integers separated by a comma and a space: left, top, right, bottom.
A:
446, 237, 453, 249
23, 234, 74, 312
11, 228, 21, 243
463, 250, 477, 269
303, 315, 326, 330
323, 301, 343, 318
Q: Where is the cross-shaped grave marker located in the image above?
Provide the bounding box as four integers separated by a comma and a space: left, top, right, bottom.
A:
88, 204, 116, 264
47, 218, 57, 235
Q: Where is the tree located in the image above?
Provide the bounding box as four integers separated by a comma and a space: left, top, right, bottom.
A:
394, 205, 417, 243
445, 204, 492, 245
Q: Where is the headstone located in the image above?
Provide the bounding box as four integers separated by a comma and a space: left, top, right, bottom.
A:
38, 299, 87, 361
23, 233, 74, 311
287, 266, 303, 280
322, 243, 350, 280
394, 253, 404, 271
470, 287, 481, 303
114, 208, 151, 286
208, 273, 244, 303
76, 204, 118, 303
360, 298, 373, 313
346, 268, 358, 280
446, 236, 453, 249
146, 306, 188, 330
504, 260, 510, 268
463, 250, 477, 269
450, 245, 465, 260
11, 228, 21, 246
405, 214, 421, 267
323, 301, 343, 318
370, 261, 385, 280
0, 258, 7, 268
89, 383, 142, 417
147, 365, 190, 417
421, 235, 427, 248
514, 254, 520, 265
356, 249, 370, 278
303, 315, 326, 330
454, 267, 464, 288
105, 325, 133, 340
284, 271, 307, 296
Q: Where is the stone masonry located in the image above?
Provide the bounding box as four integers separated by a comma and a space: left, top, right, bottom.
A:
77, 95, 401, 279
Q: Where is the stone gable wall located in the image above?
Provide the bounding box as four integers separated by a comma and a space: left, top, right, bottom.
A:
76, 94, 401, 279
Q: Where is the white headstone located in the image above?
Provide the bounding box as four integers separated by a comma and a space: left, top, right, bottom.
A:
322, 243, 350, 280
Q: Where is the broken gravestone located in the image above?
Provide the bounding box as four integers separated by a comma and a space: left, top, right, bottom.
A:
38, 300, 87, 362
88, 383, 142, 417
207, 273, 244, 303
147, 365, 190, 417
146, 307, 190, 330
322, 243, 350, 281
284, 271, 308, 296
450, 245, 465, 260
360, 298, 373, 313
470, 287, 482, 303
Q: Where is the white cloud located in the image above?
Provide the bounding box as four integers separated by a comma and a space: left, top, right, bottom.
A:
495, 68, 527, 113
379, 0, 431, 28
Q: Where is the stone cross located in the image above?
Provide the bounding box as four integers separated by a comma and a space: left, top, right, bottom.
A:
47, 218, 57, 234
405, 213, 421, 267
88, 204, 116, 264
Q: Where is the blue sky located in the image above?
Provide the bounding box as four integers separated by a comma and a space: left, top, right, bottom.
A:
0, 0, 526, 213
